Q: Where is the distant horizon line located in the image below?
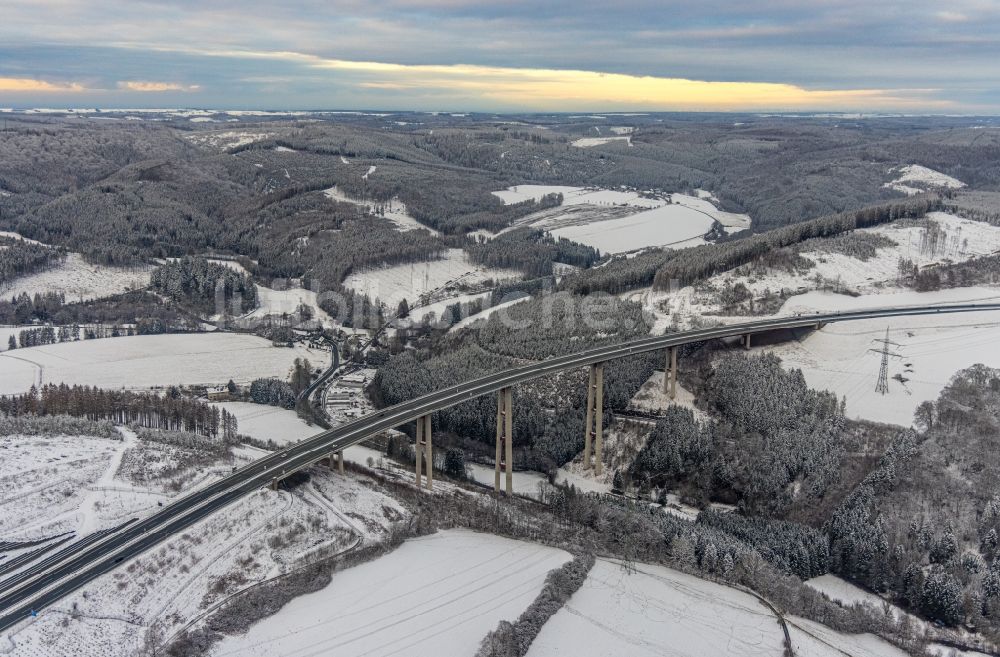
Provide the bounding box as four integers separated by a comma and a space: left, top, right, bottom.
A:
2, 107, 999, 119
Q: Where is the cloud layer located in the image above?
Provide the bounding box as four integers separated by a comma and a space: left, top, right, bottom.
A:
1, 0, 997, 111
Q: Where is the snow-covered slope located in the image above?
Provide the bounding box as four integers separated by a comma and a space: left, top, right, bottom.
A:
884, 165, 965, 196
0, 253, 152, 302
767, 287, 1000, 425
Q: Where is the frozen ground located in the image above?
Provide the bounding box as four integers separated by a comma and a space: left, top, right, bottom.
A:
764, 288, 1000, 426
6, 463, 407, 657
0, 253, 151, 302
0, 333, 329, 395
492, 185, 750, 254
213, 402, 321, 446
343, 248, 518, 309
212, 529, 570, 657
884, 165, 965, 196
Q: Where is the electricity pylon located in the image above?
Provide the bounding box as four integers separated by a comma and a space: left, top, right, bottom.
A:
870, 327, 902, 395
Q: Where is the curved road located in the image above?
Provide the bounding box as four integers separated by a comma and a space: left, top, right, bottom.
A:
2, 302, 1000, 631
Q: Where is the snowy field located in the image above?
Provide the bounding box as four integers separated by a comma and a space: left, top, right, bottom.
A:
527, 558, 784, 657
549, 203, 714, 252
765, 288, 1000, 426
344, 248, 519, 308
213, 529, 570, 657
214, 402, 321, 446
528, 558, 905, 657
492, 185, 750, 254
0, 253, 151, 302
0, 333, 329, 395
884, 165, 965, 196
571, 135, 631, 147
243, 283, 334, 327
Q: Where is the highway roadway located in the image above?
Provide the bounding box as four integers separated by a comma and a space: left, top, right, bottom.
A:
3, 302, 1000, 631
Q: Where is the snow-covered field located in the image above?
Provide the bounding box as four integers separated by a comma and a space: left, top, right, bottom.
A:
0, 333, 329, 395
213, 529, 570, 657
571, 135, 631, 147
550, 203, 715, 252
528, 558, 906, 657
492, 185, 750, 254
214, 402, 321, 446
0, 253, 151, 302
765, 288, 1000, 425
884, 165, 965, 196
344, 248, 518, 308
243, 283, 334, 327
528, 558, 784, 657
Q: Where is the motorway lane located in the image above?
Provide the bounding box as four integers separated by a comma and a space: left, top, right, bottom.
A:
3, 302, 1000, 631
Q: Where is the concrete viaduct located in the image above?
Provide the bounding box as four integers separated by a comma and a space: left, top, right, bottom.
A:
2, 302, 999, 631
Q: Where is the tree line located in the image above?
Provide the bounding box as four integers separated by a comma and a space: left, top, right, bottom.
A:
466, 227, 599, 277
0, 384, 238, 440
0, 236, 64, 288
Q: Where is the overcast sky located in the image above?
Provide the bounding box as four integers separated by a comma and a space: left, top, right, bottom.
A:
1, 0, 998, 112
